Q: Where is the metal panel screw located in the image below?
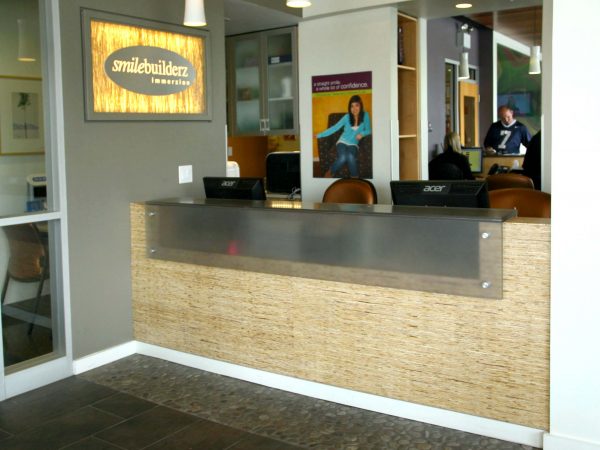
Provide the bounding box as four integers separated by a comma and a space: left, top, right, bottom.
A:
148, 211, 156, 217
481, 232, 490, 239
481, 281, 491, 289
149, 248, 157, 254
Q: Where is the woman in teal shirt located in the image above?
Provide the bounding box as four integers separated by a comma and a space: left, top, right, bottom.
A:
316, 95, 371, 178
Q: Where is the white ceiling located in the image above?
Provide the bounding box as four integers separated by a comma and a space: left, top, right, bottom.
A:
223, 0, 543, 36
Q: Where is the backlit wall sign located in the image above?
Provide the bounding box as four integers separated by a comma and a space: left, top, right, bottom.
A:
82, 9, 212, 121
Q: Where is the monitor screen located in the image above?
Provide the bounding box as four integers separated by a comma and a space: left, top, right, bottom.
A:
203, 177, 266, 201
462, 147, 483, 173
390, 180, 489, 208
265, 152, 301, 194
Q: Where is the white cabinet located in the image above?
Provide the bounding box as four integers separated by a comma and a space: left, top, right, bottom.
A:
227, 27, 298, 135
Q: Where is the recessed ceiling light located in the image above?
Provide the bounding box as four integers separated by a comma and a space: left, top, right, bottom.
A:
286, 0, 311, 7
455, 3, 473, 8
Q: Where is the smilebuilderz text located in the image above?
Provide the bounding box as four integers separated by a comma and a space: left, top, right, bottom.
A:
110, 57, 190, 77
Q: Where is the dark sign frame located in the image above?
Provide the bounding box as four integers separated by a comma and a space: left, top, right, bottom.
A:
81, 8, 212, 121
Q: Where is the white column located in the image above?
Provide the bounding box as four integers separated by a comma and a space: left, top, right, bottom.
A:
545, 0, 600, 449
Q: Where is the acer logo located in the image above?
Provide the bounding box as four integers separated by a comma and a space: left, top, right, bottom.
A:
423, 185, 446, 193
220, 180, 236, 187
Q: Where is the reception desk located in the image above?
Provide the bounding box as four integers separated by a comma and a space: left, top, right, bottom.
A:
131, 200, 550, 430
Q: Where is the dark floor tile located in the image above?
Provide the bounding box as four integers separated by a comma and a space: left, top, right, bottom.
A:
229, 433, 304, 450
0, 406, 122, 450
0, 427, 12, 440
146, 419, 249, 449
92, 392, 156, 419
0, 376, 116, 434
95, 405, 197, 449
61, 436, 127, 450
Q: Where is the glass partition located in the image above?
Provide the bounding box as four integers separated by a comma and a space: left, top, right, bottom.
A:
1, 220, 61, 372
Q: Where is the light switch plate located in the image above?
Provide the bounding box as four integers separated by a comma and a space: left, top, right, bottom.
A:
178, 165, 193, 184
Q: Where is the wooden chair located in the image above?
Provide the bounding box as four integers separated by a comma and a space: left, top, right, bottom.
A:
486, 173, 535, 191
322, 178, 378, 204
489, 188, 551, 218
1, 223, 49, 334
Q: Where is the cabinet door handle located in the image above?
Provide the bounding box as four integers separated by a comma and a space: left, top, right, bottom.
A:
264, 118, 270, 132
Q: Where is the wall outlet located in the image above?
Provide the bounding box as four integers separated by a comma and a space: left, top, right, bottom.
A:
178, 165, 193, 184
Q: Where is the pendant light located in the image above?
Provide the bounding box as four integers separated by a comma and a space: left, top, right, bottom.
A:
17, 19, 36, 62
184, 0, 207, 27
458, 51, 470, 80
529, 45, 541, 75
286, 0, 312, 7
528, 8, 541, 75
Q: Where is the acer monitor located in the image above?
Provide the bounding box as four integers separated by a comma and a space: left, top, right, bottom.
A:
390, 180, 489, 208
203, 177, 266, 201
265, 151, 301, 195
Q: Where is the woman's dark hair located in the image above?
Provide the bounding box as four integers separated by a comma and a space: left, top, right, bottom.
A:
347, 95, 365, 126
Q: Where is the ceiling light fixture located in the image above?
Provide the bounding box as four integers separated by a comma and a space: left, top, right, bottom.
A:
528, 8, 541, 75
17, 19, 36, 62
286, 0, 312, 8
457, 24, 471, 80
455, 3, 473, 9
458, 51, 470, 80
529, 45, 541, 75
184, 0, 207, 27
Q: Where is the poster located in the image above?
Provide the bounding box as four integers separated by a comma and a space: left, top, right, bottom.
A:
312, 71, 373, 178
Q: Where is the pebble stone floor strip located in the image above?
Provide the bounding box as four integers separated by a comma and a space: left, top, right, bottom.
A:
78, 354, 540, 450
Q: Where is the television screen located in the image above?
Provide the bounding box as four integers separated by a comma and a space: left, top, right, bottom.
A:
203, 177, 266, 200
497, 92, 532, 116
266, 152, 301, 194
462, 147, 483, 173
390, 180, 489, 208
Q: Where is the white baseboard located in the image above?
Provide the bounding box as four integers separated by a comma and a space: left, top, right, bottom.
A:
136, 342, 544, 448
72, 341, 137, 374
544, 433, 600, 450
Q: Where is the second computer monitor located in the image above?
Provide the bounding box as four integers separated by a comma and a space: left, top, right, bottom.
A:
390, 180, 489, 208
462, 147, 483, 174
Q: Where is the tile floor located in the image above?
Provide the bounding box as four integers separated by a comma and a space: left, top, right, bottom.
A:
0, 354, 540, 450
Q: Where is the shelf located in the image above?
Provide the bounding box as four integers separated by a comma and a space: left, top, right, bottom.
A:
268, 97, 293, 102
398, 64, 416, 71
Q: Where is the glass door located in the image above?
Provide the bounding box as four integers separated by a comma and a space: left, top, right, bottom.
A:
0, 0, 71, 400
231, 35, 262, 134
265, 30, 295, 133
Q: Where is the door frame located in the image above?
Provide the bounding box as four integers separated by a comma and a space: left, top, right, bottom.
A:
0, 0, 72, 400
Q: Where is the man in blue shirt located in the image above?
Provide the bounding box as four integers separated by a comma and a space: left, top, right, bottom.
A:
484, 105, 531, 155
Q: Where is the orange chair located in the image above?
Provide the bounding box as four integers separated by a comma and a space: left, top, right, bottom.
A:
1, 223, 49, 334
489, 188, 551, 218
322, 178, 378, 204
486, 173, 535, 190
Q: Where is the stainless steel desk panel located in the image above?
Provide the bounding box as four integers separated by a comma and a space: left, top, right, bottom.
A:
145, 199, 515, 299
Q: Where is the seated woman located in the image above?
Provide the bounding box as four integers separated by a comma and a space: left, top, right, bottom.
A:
428, 132, 475, 180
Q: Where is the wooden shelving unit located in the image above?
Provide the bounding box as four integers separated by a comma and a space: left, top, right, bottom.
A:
397, 12, 420, 180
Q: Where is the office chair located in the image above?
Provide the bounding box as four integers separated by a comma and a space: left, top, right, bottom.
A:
489, 188, 551, 218
486, 173, 535, 191
322, 178, 378, 204
429, 162, 465, 180
1, 223, 50, 334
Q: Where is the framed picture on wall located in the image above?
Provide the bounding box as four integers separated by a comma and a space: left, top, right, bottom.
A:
0, 76, 44, 155
81, 9, 212, 121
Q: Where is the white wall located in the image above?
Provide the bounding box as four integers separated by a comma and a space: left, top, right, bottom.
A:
298, 7, 398, 203
544, 0, 600, 449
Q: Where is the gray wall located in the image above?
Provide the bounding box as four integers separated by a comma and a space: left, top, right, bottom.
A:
426, 17, 492, 160
59, 0, 226, 358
